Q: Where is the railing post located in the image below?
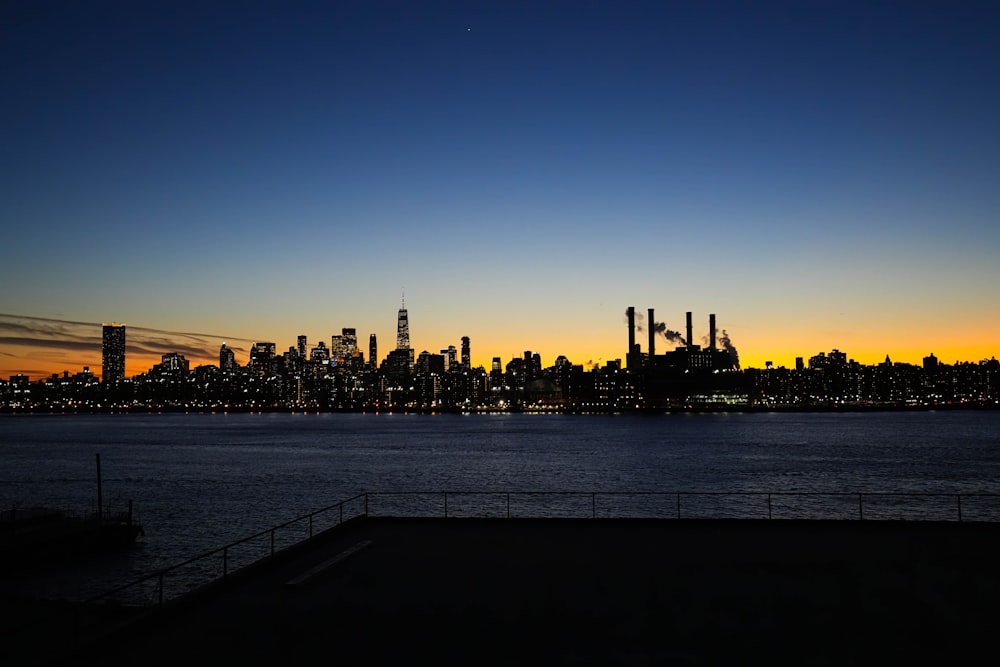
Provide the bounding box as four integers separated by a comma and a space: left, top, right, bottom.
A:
858, 493, 864, 521
340, 502, 343, 524
364, 493, 368, 517
309, 514, 313, 538
676, 493, 681, 519
158, 572, 164, 608
223, 547, 228, 579
74, 596, 81, 651
767, 493, 772, 520
270, 528, 275, 556
444, 492, 449, 518
506, 493, 510, 519
592, 492, 596, 519
957, 494, 963, 522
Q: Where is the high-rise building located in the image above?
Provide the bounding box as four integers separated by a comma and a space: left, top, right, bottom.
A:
156, 352, 189, 376
332, 328, 358, 361
461, 336, 471, 367
369, 334, 378, 368
342, 328, 358, 356
297, 335, 307, 359
102, 323, 126, 383
310, 342, 330, 363
250, 342, 277, 375
220, 343, 237, 372
396, 295, 413, 366
396, 296, 410, 351
444, 345, 457, 371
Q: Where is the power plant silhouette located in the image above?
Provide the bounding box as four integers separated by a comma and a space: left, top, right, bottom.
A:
625, 306, 739, 372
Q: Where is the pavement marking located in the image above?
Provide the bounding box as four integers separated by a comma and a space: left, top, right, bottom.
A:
284, 539, 373, 588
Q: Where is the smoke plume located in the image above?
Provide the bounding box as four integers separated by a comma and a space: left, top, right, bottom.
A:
652, 321, 686, 346
625, 309, 646, 333
718, 329, 740, 369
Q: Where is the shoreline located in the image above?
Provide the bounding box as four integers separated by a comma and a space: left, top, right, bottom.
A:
2, 401, 997, 416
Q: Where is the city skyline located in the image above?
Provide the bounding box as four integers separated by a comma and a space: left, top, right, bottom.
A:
3, 2, 998, 378
0, 303, 995, 383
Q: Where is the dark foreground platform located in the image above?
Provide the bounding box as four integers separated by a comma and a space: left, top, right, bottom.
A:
53, 518, 1000, 664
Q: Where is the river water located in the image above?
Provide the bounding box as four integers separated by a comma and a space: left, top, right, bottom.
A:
3, 410, 999, 598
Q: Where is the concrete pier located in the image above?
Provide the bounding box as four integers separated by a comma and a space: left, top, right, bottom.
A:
40, 517, 1000, 664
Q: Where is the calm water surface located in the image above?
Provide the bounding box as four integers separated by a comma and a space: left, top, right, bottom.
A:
2, 411, 999, 596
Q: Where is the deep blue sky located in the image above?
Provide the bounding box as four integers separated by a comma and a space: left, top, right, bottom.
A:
2, 1, 998, 377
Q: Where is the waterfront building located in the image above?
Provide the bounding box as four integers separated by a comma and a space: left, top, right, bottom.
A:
369, 334, 378, 368
461, 336, 471, 367
102, 323, 126, 383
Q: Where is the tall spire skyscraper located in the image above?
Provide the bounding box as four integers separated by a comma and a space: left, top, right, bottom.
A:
396, 292, 410, 351
396, 292, 413, 367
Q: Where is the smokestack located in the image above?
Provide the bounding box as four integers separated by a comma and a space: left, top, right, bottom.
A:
686, 311, 693, 349
648, 308, 655, 357
627, 307, 636, 356
710, 314, 717, 351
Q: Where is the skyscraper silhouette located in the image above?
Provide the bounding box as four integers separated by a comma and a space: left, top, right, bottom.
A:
102, 323, 126, 383
220, 342, 236, 372
396, 294, 413, 366
396, 294, 410, 351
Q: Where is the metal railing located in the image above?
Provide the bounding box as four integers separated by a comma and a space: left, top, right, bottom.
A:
82, 492, 369, 610
48, 490, 1000, 615
9, 488, 1000, 666
364, 490, 1000, 523
79, 489, 1000, 613
5, 493, 370, 666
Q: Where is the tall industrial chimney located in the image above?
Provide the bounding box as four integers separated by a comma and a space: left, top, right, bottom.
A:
627, 306, 636, 356
710, 314, 717, 351
686, 311, 693, 349
648, 308, 655, 358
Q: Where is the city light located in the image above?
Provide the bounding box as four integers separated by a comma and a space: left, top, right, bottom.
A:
1, 302, 997, 413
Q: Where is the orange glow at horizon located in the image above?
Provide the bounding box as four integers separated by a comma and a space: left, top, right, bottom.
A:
1, 330, 997, 382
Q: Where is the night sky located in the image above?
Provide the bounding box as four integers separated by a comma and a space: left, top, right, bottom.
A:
2, 1, 998, 379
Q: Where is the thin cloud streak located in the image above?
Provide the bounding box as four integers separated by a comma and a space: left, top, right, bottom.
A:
0, 314, 253, 377
0, 314, 253, 346
0, 337, 99, 352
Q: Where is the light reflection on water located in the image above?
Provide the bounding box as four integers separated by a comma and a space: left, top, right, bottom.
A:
2, 410, 999, 596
